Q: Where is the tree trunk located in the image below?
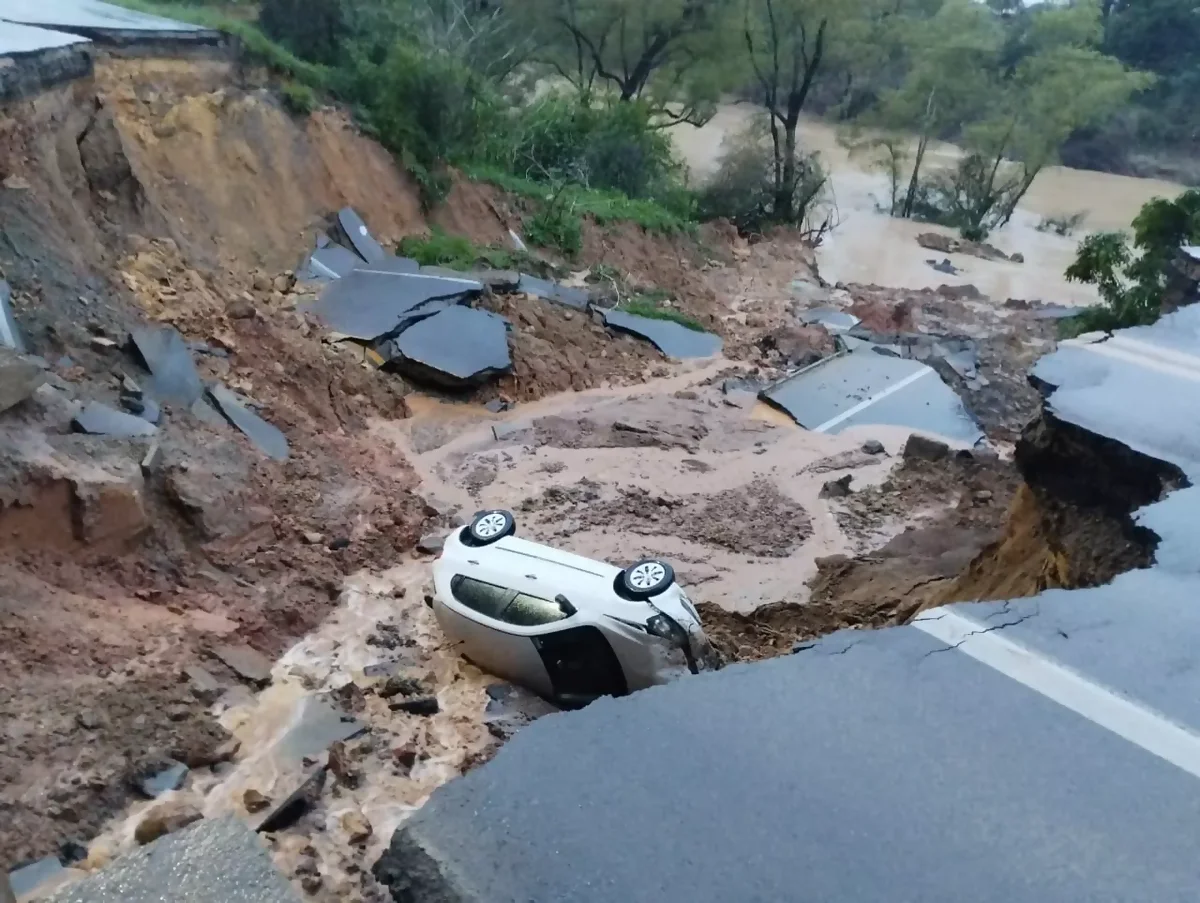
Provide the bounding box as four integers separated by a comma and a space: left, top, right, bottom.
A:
777, 117, 798, 219
619, 32, 671, 100
901, 88, 936, 218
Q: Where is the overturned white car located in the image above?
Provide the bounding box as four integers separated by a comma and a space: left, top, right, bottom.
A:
431, 509, 715, 707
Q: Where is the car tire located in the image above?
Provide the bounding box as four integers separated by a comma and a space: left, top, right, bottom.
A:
467, 509, 516, 545
620, 559, 675, 599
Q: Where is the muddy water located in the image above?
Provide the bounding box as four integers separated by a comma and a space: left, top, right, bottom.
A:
671, 103, 1185, 306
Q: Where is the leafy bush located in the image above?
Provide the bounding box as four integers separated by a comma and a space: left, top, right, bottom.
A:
397, 227, 525, 271
258, 0, 350, 67
1064, 189, 1200, 333
524, 187, 583, 256
280, 80, 318, 115
696, 127, 826, 235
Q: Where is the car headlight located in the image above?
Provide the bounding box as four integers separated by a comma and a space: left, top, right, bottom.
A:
646, 614, 689, 647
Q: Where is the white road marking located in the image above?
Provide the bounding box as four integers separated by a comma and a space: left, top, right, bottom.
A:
814, 366, 932, 433
1064, 335, 1200, 383
913, 608, 1200, 780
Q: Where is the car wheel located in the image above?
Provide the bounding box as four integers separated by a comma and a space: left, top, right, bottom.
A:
620, 558, 675, 599
468, 509, 515, 545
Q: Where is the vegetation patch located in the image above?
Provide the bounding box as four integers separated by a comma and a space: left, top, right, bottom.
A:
618, 294, 706, 333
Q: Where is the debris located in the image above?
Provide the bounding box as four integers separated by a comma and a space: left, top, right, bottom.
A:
189, 396, 227, 426
120, 394, 162, 424
916, 231, 1019, 263
819, 475, 853, 499
861, 439, 885, 455
389, 696, 440, 716
337, 207, 386, 264
70, 469, 149, 545
311, 270, 481, 340
484, 398, 511, 414
602, 309, 722, 359
973, 489, 994, 503
227, 298, 255, 319
328, 536, 351, 551
797, 308, 860, 333
182, 664, 222, 703
1030, 304, 1085, 320
206, 383, 289, 461
509, 229, 527, 252
0, 280, 26, 352
72, 400, 158, 437
0, 348, 45, 413
210, 642, 273, 685
327, 740, 360, 788
378, 675, 426, 699
483, 682, 558, 742
416, 533, 445, 554
903, 434, 951, 462
299, 242, 360, 281
760, 324, 836, 367
254, 767, 327, 833
7, 856, 64, 900
366, 257, 422, 275
276, 694, 366, 764
134, 759, 189, 798
58, 840, 88, 866
341, 810, 372, 846
516, 275, 590, 310
129, 326, 205, 405
53, 817, 299, 903
760, 348, 982, 444
302, 531, 324, 544
926, 257, 960, 275
140, 440, 162, 476
134, 800, 203, 845
242, 788, 271, 814
376, 306, 511, 388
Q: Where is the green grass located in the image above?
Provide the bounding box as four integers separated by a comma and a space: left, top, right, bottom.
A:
463, 164, 695, 236
397, 227, 541, 272
619, 295, 706, 332
110, 0, 330, 90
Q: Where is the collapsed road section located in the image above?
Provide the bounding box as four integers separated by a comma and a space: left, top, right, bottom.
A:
373, 307, 1200, 902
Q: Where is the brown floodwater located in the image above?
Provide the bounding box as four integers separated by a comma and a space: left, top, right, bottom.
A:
671, 103, 1185, 306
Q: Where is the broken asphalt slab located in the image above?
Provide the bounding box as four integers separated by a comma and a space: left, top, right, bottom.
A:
798, 307, 860, 333
0, 281, 27, 352
377, 305, 511, 388
0, 19, 89, 56
8, 857, 65, 901
207, 383, 289, 461
72, 400, 158, 437
298, 242, 361, 281
311, 270, 482, 341
209, 642, 273, 685
761, 347, 982, 444
128, 326, 205, 405
276, 694, 366, 764
602, 309, 722, 359
47, 816, 300, 902
516, 274, 590, 310
337, 207, 386, 264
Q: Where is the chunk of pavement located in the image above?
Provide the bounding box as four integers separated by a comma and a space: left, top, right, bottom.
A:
133, 800, 203, 846
254, 767, 327, 833
8, 857, 65, 900
0, 279, 27, 352
276, 694, 367, 764
338, 207, 386, 264
299, 242, 360, 281
49, 816, 300, 903
189, 395, 227, 427
134, 759, 189, 798
120, 394, 162, 424
311, 270, 481, 340
128, 326, 205, 405
365, 256, 421, 275
389, 696, 440, 716
377, 306, 511, 389
798, 307, 860, 333
819, 474, 853, 499
72, 400, 158, 437
416, 532, 445, 554
183, 664, 222, 703
516, 274, 590, 310
210, 642, 273, 685
903, 434, 951, 462
0, 348, 45, 412
862, 439, 886, 455
603, 309, 722, 359
483, 682, 558, 742
206, 384, 289, 461
483, 398, 511, 413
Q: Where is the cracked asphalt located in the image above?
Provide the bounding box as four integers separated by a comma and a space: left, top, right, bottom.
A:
376, 308, 1200, 903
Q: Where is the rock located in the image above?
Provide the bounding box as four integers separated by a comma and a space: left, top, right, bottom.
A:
182, 664, 222, 703
916, 232, 957, 255
389, 696, 440, 716
133, 759, 189, 798
760, 324, 835, 367
1010, 252, 1024, 264
300, 875, 323, 894
903, 434, 951, 462
328, 741, 360, 788
70, 467, 149, 546
242, 788, 271, 813
252, 273, 272, 292
861, 439, 885, 455
227, 298, 255, 319
378, 675, 425, 699
210, 642, 273, 685
140, 440, 162, 476
134, 801, 203, 845
58, 839, 89, 865
416, 533, 445, 554
0, 349, 45, 413
273, 274, 294, 293
328, 537, 351, 551
302, 530, 324, 544
164, 467, 252, 541
393, 743, 418, 771
76, 710, 103, 730
254, 767, 327, 833
341, 810, 373, 846
973, 489, 994, 503
819, 475, 853, 499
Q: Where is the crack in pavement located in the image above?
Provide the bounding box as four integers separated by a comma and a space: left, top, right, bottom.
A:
919, 604, 1041, 660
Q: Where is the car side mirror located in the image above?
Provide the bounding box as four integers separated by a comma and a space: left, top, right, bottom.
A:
554, 594, 577, 616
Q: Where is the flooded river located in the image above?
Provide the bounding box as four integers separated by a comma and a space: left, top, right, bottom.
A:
671, 103, 1185, 306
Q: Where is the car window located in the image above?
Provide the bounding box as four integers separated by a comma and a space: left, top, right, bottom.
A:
450, 576, 514, 619
503, 592, 569, 627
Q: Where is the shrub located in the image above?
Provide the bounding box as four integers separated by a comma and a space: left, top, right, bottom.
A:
619, 295, 705, 332
258, 0, 351, 67
697, 126, 826, 235
397, 227, 524, 271
280, 80, 317, 116
525, 193, 583, 257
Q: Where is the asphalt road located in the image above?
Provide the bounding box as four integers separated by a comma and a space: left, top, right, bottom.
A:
378, 306, 1200, 902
